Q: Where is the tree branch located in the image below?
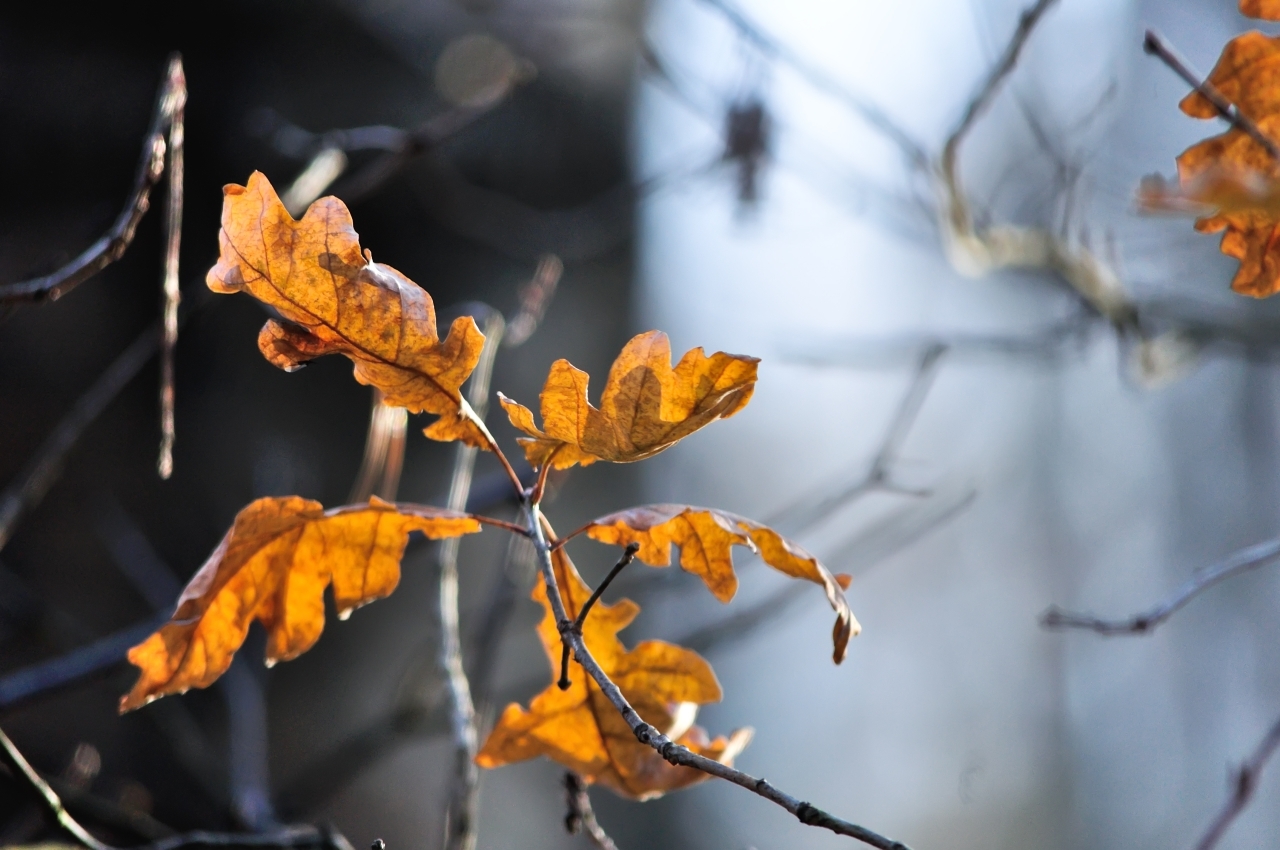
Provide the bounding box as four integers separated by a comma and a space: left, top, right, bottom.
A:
558, 543, 639, 690
438, 308, 505, 850
1041, 536, 1280, 635
1142, 30, 1280, 163
0, 56, 185, 305
157, 55, 185, 479
1194, 711, 1280, 850
562, 772, 619, 850
524, 505, 910, 850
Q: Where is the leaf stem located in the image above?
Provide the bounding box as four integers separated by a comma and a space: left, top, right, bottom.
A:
557, 542, 639, 690
523, 505, 910, 850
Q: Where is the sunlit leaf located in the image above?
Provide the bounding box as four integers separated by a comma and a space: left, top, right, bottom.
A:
476, 547, 751, 799
499, 330, 758, 469
206, 171, 489, 444
120, 496, 480, 711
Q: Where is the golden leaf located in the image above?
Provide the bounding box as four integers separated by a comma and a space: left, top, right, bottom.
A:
120, 496, 480, 711
1172, 32, 1280, 297
475, 547, 751, 799
206, 171, 489, 444
582, 505, 858, 663
1241, 0, 1280, 20
498, 330, 758, 469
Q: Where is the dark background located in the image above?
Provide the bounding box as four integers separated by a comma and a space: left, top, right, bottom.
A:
0, 0, 649, 842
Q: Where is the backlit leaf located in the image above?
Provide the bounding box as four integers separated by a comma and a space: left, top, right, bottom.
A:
498, 331, 758, 469
476, 547, 751, 799
206, 171, 489, 444
120, 496, 480, 712
1170, 32, 1280, 297
1241, 0, 1280, 20
581, 505, 858, 663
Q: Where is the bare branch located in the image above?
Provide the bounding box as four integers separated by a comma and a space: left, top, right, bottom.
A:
558, 543, 640, 690
503, 255, 563, 348
562, 772, 619, 850
347, 390, 408, 504
157, 55, 186, 479
438, 308, 506, 850
0, 323, 159, 552
0, 56, 185, 305
525, 505, 910, 850
1041, 536, 1280, 635
1193, 711, 1280, 850
1143, 30, 1280, 163
2, 725, 353, 850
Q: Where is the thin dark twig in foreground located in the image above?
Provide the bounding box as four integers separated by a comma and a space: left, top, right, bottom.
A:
0, 56, 185, 304
1194, 711, 1280, 850
526, 506, 910, 850
0, 323, 159, 552
2, 724, 354, 850
563, 772, 619, 850
1143, 30, 1280, 163
1041, 536, 1280, 634
558, 542, 640, 690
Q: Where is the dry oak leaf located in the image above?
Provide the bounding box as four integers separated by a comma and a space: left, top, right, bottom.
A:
120, 496, 480, 712
1175, 31, 1280, 297
581, 505, 858, 663
206, 171, 489, 445
476, 546, 751, 799
1241, 0, 1280, 20
498, 330, 758, 470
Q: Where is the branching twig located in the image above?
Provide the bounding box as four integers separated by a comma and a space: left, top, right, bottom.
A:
1041, 536, 1280, 635
0, 323, 159, 552
525, 505, 910, 850
0, 56, 185, 305
1193, 711, 1280, 850
1143, 30, 1280, 163
562, 772, 619, 850
438, 307, 505, 850
558, 543, 639, 690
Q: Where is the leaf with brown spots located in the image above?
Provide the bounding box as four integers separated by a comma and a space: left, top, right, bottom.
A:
120, 496, 480, 712
1167, 32, 1280, 297
578, 505, 858, 663
498, 330, 758, 469
475, 547, 751, 799
206, 171, 490, 444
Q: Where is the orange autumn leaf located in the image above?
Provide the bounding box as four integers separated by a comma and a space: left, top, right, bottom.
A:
1172, 32, 1280, 297
1138, 169, 1280, 218
498, 331, 758, 470
476, 547, 751, 799
120, 496, 480, 712
581, 505, 859, 664
1241, 0, 1280, 20
206, 171, 490, 445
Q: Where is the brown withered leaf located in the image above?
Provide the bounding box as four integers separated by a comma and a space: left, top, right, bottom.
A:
1241, 0, 1280, 20
1173, 32, 1280, 297
498, 330, 758, 469
476, 546, 751, 799
582, 505, 858, 664
120, 496, 480, 712
206, 171, 489, 444
1138, 169, 1280, 218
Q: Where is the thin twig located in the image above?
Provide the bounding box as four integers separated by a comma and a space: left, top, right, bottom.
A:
1143, 30, 1280, 163
438, 308, 505, 850
0, 323, 159, 552
942, 0, 1060, 198
0, 56, 185, 304
769, 344, 946, 536
524, 505, 909, 850
503, 255, 562, 347
1193, 711, 1280, 850
3, 723, 353, 850
558, 543, 639, 690
347, 390, 408, 503
1041, 536, 1280, 635
562, 772, 619, 850
157, 54, 186, 479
